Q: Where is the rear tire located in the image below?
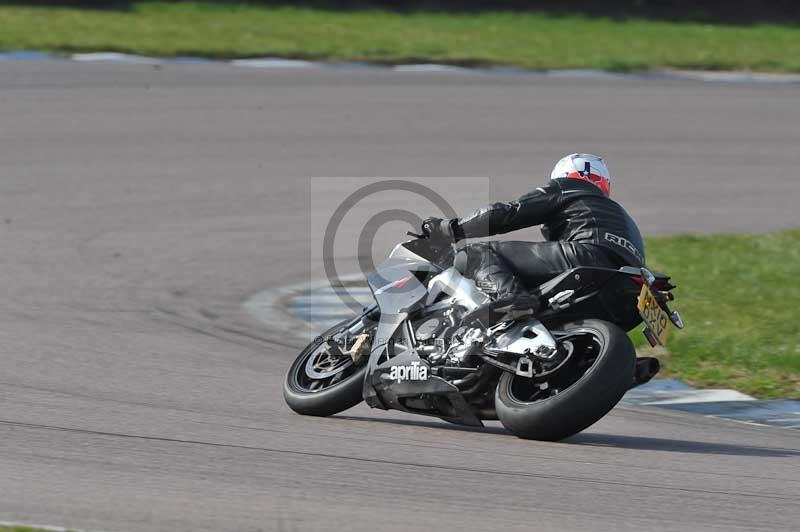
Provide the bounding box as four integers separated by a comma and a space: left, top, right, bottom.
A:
495, 319, 635, 441
283, 320, 369, 417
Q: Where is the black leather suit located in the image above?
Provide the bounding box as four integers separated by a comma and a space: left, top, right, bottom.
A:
450, 178, 645, 309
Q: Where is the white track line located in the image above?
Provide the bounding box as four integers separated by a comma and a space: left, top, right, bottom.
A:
231, 58, 316, 68
642, 389, 755, 405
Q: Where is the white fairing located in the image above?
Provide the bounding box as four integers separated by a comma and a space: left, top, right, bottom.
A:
426, 268, 490, 311
388, 242, 427, 262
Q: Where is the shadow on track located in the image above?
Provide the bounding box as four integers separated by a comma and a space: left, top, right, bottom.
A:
334, 414, 510, 435
336, 415, 799, 457
567, 433, 800, 457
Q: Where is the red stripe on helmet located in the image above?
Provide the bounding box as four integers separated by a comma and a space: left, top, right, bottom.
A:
564, 171, 611, 195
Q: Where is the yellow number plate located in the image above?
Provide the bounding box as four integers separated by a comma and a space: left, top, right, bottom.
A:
637, 284, 670, 345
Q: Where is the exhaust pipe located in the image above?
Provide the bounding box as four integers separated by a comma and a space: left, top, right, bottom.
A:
632, 357, 660, 388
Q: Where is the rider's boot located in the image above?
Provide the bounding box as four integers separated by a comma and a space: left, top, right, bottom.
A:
463, 268, 539, 327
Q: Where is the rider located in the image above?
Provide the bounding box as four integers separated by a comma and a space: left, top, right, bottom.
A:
423, 153, 645, 320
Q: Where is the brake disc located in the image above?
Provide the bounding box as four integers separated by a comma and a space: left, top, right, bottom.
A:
304, 343, 353, 380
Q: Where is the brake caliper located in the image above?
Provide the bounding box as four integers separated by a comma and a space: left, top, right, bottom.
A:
349, 333, 371, 363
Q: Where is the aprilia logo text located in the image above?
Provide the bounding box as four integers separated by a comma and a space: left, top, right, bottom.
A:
389, 361, 429, 382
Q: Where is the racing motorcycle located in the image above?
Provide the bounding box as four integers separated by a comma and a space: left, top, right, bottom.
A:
283, 231, 683, 440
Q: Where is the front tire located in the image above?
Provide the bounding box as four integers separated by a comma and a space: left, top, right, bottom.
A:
283, 319, 369, 417
495, 319, 635, 441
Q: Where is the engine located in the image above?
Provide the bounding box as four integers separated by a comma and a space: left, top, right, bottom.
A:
411, 309, 477, 367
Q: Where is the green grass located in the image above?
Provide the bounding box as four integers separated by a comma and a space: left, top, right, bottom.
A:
635, 229, 800, 399
2, 2, 800, 72
0, 527, 65, 532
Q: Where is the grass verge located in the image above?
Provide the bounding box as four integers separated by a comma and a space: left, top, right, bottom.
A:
635, 229, 800, 400
1, 2, 800, 72
0, 527, 64, 532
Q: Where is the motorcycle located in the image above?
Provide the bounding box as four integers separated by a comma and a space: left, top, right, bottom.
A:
283, 230, 683, 440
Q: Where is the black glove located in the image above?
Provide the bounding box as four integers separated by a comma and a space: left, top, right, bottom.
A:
422, 217, 456, 243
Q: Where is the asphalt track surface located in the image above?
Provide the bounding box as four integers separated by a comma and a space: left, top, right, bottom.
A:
1, 60, 799, 531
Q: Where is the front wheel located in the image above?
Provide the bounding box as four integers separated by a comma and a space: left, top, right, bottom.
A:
495, 319, 635, 441
283, 318, 371, 417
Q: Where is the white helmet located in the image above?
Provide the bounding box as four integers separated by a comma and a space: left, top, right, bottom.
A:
550, 153, 612, 196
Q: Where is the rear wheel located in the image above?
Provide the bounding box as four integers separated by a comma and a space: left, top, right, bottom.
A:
495, 319, 635, 441
283, 318, 372, 417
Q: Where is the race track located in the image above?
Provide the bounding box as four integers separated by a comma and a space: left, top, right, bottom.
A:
1, 60, 799, 531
